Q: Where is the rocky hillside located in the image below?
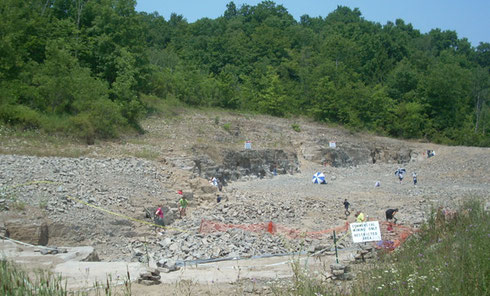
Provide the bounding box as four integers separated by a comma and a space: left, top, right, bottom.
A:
0, 110, 489, 265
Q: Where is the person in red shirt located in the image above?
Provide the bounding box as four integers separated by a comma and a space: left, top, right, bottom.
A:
155, 205, 164, 224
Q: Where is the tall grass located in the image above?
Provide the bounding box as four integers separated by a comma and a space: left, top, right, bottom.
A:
354, 199, 489, 296
0, 259, 68, 295
277, 198, 489, 296
0, 259, 132, 296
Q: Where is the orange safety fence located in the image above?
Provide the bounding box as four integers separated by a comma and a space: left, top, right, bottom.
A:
375, 221, 419, 251
199, 219, 350, 239
200, 219, 418, 251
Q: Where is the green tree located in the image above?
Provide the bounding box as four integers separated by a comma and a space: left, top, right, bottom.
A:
421, 55, 472, 140
256, 66, 287, 116
390, 101, 429, 138
471, 66, 490, 136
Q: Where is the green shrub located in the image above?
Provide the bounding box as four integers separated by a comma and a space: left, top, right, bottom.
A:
0, 104, 43, 129
39, 198, 48, 210
291, 123, 301, 132
69, 99, 126, 144
222, 123, 231, 132
121, 99, 145, 130
69, 112, 96, 144
140, 93, 184, 118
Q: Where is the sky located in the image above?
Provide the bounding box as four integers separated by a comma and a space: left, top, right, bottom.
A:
135, 0, 489, 47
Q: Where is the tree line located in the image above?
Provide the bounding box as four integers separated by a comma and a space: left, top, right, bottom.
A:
1, 0, 489, 146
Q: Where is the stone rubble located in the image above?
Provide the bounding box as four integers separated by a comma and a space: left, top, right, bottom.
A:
0, 123, 489, 266
330, 263, 354, 281
138, 268, 161, 286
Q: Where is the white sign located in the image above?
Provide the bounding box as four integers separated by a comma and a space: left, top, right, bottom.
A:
350, 221, 382, 243
329, 141, 336, 148
244, 141, 252, 149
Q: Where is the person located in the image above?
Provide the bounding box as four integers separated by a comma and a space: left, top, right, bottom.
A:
355, 211, 366, 223
155, 205, 164, 222
217, 179, 223, 192
179, 195, 188, 218
398, 171, 404, 184
216, 194, 222, 203
375, 181, 381, 187
154, 205, 165, 233
343, 199, 351, 216
211, 177, 218, 187
386, 208, 398, 224
412, 172, 417, 185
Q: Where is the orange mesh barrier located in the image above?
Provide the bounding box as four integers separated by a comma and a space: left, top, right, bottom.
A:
199, 219, 349, 239
200, 219, 418, 251
376, 221, 418, 251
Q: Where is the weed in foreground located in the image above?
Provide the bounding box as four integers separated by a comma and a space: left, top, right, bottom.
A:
271, 198, 489, 296
0, 258, 68, 296
352, 198, 489, 296
0, 258, 133, 296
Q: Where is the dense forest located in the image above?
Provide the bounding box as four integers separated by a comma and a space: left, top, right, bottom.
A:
1, 0, 489, 146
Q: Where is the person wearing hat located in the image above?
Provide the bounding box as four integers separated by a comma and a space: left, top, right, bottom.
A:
179, 195, 188, 218
355, 211, 366, 223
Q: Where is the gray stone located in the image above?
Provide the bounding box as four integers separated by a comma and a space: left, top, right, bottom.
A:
139, 272, 161, 281
40, 248, 58, 255
158, 238, 172, 248
157, 259, 178, 272
138, 279, 161, 286
330, 263, 345, 270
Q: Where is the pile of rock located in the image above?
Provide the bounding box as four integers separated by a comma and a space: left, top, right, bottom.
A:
138, 268, 161, 286
156, 259, 180, 273
352, 245, 376, 262
38, 246, 67, 255
149, 228, 308, 263
330, 263, 354, 281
